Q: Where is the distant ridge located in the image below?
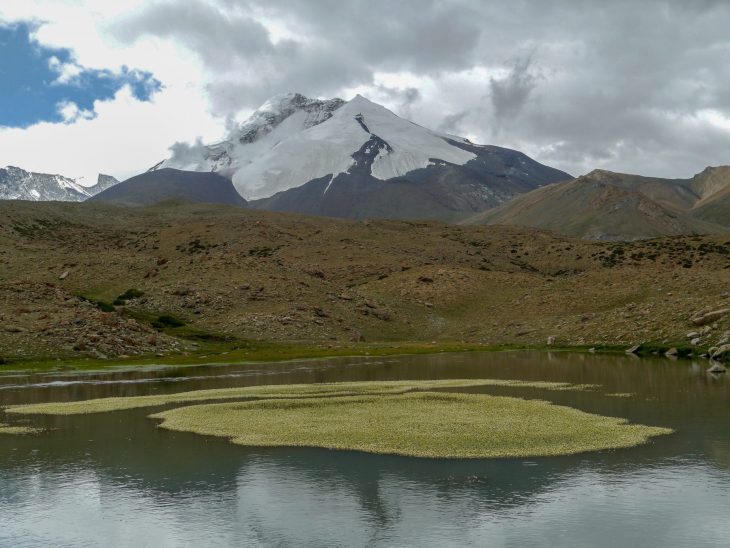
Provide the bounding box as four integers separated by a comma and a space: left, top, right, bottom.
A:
0, 166, 118, 202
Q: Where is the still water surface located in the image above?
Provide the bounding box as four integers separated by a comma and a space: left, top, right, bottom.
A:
1, 351, 729, 547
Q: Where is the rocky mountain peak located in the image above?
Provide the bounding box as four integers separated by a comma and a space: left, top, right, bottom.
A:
691, 165, 730, 200
236, 93, 346, 145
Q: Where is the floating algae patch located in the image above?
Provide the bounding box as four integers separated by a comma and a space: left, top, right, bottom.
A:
4, 379, 596, 416
150, 392, 673, 459
0, 422, 41, 435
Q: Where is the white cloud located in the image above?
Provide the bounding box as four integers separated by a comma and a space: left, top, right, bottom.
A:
1, 0, 729, 183
47, 55, 84, 84
0, 1, 226, 184
698, 109, 730, 133
56, 100, 94, 123
0, 85, 223, 185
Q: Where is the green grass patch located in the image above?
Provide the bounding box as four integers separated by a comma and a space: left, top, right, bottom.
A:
5, 379, 596, 415
0, 340, 511, 373
0, 341, 630, 375
120, 307, 187, 331
151, 314, 186, 329
150, 392, 672, 459
113, 288, 145, 305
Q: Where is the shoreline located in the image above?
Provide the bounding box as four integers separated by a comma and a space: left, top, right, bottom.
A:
0, 339, 717, 374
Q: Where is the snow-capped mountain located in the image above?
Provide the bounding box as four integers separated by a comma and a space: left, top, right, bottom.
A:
158, 93, 346, 193
0, 166, 119, 202
157, 93, 571, 219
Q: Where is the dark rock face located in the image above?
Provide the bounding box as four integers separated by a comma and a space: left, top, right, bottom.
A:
238, 93, 345, 145
250, 142, 571, 220
89, 169, 248, 207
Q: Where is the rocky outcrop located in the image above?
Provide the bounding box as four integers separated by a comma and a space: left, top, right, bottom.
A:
0, 282, 183, 360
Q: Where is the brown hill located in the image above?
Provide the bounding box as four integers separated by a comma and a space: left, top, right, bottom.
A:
465, 167, 730, 240
689, 166, 730, 225
1, 201, 729, 362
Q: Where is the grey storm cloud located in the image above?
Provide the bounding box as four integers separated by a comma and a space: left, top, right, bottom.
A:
113, 0, 730, 178
490, 54, 538, 125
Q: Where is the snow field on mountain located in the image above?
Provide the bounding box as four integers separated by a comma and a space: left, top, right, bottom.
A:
163, 93, 477, 200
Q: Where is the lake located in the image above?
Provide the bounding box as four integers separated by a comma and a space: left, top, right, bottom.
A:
1, 351, 728, 547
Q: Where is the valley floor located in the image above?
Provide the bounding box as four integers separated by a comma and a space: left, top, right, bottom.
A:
1, 201, 729, 369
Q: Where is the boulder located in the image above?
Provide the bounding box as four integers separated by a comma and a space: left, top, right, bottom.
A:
371, 308, 391, 321
313, 307, 329, 318
690, 338, 701, 346
707, 362, 726, 374
665, 347, 678, 357
710, 344, 730, 360
692, 308, 729, 326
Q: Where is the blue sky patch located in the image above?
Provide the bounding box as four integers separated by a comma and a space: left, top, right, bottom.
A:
0, 22, 161, 128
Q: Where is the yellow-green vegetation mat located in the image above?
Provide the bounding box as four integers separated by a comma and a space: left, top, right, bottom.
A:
150, 392, 672, 459
0, 422, 41, 435
3, 379, 671, 458
4, 379, 595, 416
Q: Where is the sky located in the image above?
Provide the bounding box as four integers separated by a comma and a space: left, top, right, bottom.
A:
1, 0, 729, 185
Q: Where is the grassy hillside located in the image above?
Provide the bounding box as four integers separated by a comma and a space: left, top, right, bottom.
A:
1, 201, 729, 364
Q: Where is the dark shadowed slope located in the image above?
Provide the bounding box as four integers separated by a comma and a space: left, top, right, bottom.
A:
89, 169, 248, 207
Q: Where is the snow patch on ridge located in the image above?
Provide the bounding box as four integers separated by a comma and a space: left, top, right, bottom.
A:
1, 166, 119, 201
324, 174, 336, 194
